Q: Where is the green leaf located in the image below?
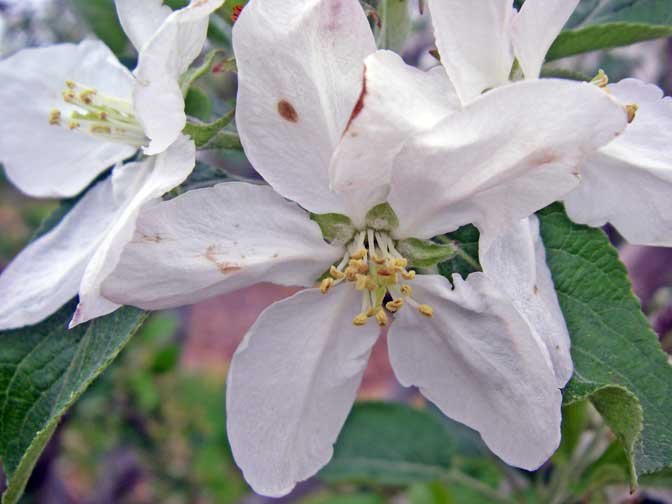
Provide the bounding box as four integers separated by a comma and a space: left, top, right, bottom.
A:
0, 301, 146, 504
547, 1, 672, 61
537, 203, 672, 484
320, 402, 455, 484
396, 238, 455, 269
310, 213, 355, 245
70, 0, 128, 56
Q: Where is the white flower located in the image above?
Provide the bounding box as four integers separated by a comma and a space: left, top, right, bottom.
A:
101, 0, 629, 496
423, 0, 672, 246
0, 0, 223, 329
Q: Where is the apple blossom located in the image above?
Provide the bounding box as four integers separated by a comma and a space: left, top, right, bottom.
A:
0, 0, 223, 329
100, 0, 630, 496
422, 0, 672, 246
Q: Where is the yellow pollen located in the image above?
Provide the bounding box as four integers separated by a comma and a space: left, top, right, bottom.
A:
626, 104, 639, 123
400, 285, 413, 297
68, 120, 81, 130
386, 299, 404, 312
91, 125, 112, 135
392, 258, 408, 269
353, 313, 368, 326
65, 80, 76, 89
80, 89, 97, 105
320, 277, 334, 294
418, 304, 434, 318
351, 249, 367, 260
375, 309, 389, 327
401, 270, 416, 280
372, 255, 385, 265
99, 111, 109, 121
345, 267, 358, 282
355, 274, 369, 291
329, 265, 345, 280
48, 109, 61, 125
62, 91, 76, 103
591, 69, 609, 88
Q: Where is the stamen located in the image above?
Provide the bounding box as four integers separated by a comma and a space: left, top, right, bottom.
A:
626, 104, 639, 123
48, 109, 62, 125
353, 313, 368, 326
320, 277, 334, 294
400, 284, 413, 297
418, 304, 433, 318
375, 309, 389, 327
386, 298, 404, 312
329, 265, 345, 280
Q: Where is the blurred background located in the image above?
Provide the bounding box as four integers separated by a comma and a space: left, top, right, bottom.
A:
1, 0, 672, 502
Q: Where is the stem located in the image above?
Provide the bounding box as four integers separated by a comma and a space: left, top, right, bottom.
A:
435, 235, 482, 271
443, 469, 516, 504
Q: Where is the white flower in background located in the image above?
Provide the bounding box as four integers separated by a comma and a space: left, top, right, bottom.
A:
424, 0, 672, 246
0, 0, 223, 330
100, 0, 629, 496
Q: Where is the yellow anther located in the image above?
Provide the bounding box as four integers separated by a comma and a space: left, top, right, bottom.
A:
400, 285, 413, 297
392, 258, 408, 269
372, 255, 385, 265
351, 249, 367, 260
91, 125, 112, 135
320, 277, 334, 294
626, 104, 639, 123
355, 274, 369, 291
375, 309, 389, 327
65, 80, 76, 89
591, 69, 609, 88
68, 120, 81, 130
345, 267, 358, 282
48, 109, 61, 125
401, 270, 416, 280
99, 111, 109, 121
353, 313, 368, 326
366, 307, 378, 317
418, 304, 434, 317
62, 91, 76, 103
386, 299, 404, 312
80, 89, 97, 105
329, 265, 345, 280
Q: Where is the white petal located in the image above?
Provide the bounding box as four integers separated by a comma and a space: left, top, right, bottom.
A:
427, 0, 514, 104
134, 0, 224, 155
481, 216, 572, 387
70, 136, 196, 327
0, 176, 123, 330
101, 182, 343, 310
115, 0, 172, 52
511, 0, 579, 79
387, 79, 628, 252
0, 40, 136, 197
233, 0, 376, 215
388, 274, 562, 470
329, 50, 459, 194
227, 286, 379, 497
565, 79, 672, 246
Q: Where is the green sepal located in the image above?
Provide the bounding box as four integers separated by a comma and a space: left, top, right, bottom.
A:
185, 87, 213, 121
183, 109, 235, 148
311, 213, 356, 245
179, 48, 231, 96
396, 238, 456, 268
365, 203, 399, 231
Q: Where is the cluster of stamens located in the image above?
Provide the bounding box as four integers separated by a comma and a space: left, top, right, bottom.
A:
320, 230, 433, 327
49, 80, 147, 147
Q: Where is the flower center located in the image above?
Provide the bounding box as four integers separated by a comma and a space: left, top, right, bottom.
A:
320, 230, 433, 327
48, 80, 147, 147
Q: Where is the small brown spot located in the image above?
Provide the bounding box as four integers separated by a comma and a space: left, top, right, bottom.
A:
344, 65, 367, 134
277, 100, 299, 123
142, 233, 162, 243
533, 284, 539, 295
205, 245, 242, 275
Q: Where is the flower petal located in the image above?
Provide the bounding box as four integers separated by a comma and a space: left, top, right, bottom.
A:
0, 40, 136, 197
70, 136, 196, 327
511, 0, 578, 80
481, 216, 573, 387
115, 0, 172, 52
388, 273, 562, 470
227, 286, 379, 497
329, 50, 459, 194
565, 79, 672, 246
427, 0, 514, 104
101, 182, 343, 310
387, 79, 628, 253
134, 0, 224, 155
0, 176, 123, 330
233, 0, 376, 214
